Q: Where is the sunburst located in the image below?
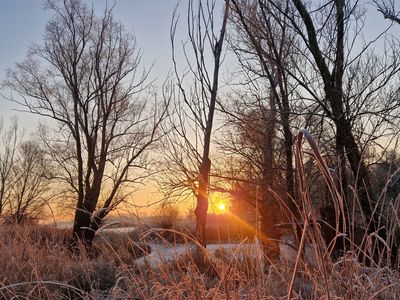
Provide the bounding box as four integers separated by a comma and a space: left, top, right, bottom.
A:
217, 202, 227, 213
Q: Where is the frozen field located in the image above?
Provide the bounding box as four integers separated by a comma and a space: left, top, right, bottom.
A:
134, 236, 316, 268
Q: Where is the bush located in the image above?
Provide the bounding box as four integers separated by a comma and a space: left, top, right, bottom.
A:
154, 203, 180, 230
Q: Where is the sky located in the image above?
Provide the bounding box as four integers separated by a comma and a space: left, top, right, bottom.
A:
0, 0, 397, 218
0, 0, 232, 218
0, 0, 182, 125
0, 0, 187, 217
0, 0, 394, 123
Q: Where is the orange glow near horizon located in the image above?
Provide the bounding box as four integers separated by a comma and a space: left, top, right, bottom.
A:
210, 191, 230, 215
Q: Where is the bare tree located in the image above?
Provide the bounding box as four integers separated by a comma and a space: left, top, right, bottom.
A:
225, 0, 400, 264
375, 0, 400, 25
239, 0, 400, 265
229, 0, 297, 203
167, 0, 230, 246
0, 120, 50, 224
227, 0, 301, 261
5, 141, 50, 224
3, 0, 168, 245
0, 119, 19, 216
286, 0, 400, 239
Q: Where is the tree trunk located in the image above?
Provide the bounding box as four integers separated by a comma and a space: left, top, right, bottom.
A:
192, 1, 229, 247
328, 87, 374, 228
281, 102, 296, 210
260, 195, 280, 263
260, 170, 280, 263
336, 117, 373, 222
259, 83, 281, 263
195, 158, 211, 247
72, 194, 100, 247
72, 206, 93, 246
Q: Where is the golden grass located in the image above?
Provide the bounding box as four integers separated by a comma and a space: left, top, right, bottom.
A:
1, 130, 400, 299
0, 221, 399, 299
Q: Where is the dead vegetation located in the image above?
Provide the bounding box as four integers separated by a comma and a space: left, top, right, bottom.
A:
0, 130, 400, 299
0, 220, 399, 299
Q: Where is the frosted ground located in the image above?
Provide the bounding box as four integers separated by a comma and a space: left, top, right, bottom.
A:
98, 227, 315, 268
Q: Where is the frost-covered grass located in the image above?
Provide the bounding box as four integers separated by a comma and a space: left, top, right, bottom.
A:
1, 131, 400, 299
0, 223, 399, 299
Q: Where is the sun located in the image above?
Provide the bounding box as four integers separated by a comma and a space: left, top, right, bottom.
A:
209, 191, 230, 214
218, 202, 227, 212
215, 200, 229, 214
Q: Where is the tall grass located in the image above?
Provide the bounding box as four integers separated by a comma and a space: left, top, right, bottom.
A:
1, 223, 399, 299
0, 130, 399, 299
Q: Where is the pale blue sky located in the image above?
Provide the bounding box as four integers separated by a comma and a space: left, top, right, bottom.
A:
0, 0, 179, 75
0, 0, 396, 126
0, 1, 181, 124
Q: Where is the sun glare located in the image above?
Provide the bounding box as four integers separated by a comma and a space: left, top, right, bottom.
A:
209, 192, 230, 214
218, 202, 226, 212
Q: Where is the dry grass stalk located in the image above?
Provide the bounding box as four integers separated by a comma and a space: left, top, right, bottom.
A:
0, 131, 400, 298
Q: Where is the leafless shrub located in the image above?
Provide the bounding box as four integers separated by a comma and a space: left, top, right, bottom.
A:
154, 203, 180, 230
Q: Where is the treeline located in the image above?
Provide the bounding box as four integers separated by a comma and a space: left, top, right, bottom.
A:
1, 0, 400, 266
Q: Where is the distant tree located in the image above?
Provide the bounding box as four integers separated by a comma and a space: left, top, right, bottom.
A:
0, 120, 50, 224
5, 141, 50, 224
0, 119, 19, 216
3, 0, 168, 245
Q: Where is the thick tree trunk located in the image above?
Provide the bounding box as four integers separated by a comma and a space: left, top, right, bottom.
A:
328, 87, 374, 227
336, 118, 373, 221
72, 207, 93, 246
72, 195, 100, 247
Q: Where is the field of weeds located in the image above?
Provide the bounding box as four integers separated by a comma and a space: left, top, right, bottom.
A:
1, 130, 400, 299
0, 223, 399, 299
